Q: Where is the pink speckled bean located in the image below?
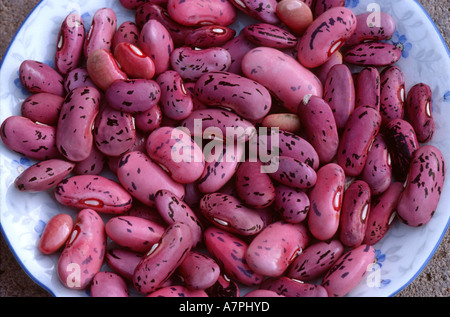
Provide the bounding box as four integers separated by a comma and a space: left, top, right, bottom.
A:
181, 109, 257, 143
379, 66, 406, 124
106, 132, 148, 174
21, 92, 64, 126
200, 193, 265, 236
241, 46, 323, 113
15, 159, 75, 192
355, 66, 381, 111
384, 118, 419, 182
56, 86, 101, 162
84, 8, 117, 58
221, 33, 257, 75
397, 145, 445, 227
55, 175, 133, 214
106, 248, 143, 281
346, 12, 396, 46
57, 209, 106, 290
308, 163, 345, 241
287, 239, 344, 281
314, 0, 345, 18
260, 277, 328, 297
246, 221, 310, 277
55, 13, 85, 75
135, 3, 193, 47
138, 19, 174, 76
167, 0, 237, 26
73, 146, 106, 176
146, 127, 205, 184
323, 64, 355, 130
157, 70, 194, 121
322, 244, 375, 297
94, 104, 136, 157
154, 189, 203, 247
105, 216, 165, 253
114, 42, 156, 80
229, 0, 279, 24
297, 7, 357, 68
204, 227, 264, 286
86, 49, 127, 91
314, 51, 343, 86
133, 222, 193, 294
171, 46, 232, 81
64, 67, 97, 92
261, 129, 320, 171
298, 95, 339, 164
119, 0, 148, 9
344, 42, 402, 66
339, 180, 371, 248
90, 272, 129, 297
116, 151, 185, 207
0, 116, 59, 161
244, 290, 284, 297
112, 21, 139, 49
405, 83, 435, 143
267, 156, 317, 190
361, 133, 392, 195
135, 104, 163, 134
363, 182, 403, 245
126, 201, 166, 225
185, 25, 236, 48
337, 105, 382, 177
195, 71, 272, 121
178, 251, 220, 290
38, 213, 74, 255
147, 286, 208, 297
106, 79, 161, 114
206, 273, 240, 297
274, 184, 310, 224
235, 160, 276, 208
19, 60, 65, 96
243, 23, 297, 49
197, 142, 245, 193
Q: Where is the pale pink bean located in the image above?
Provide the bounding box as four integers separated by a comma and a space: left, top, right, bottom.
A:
86, 49, 127, 91
38, 213, 74, 255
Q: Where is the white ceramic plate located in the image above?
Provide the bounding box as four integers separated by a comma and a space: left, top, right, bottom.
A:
1, 0, 449, 297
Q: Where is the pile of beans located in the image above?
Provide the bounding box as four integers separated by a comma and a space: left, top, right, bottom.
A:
0, 0, 446, 297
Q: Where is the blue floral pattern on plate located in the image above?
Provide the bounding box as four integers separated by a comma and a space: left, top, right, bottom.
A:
345, 0, 360, 8
390, 30, 413, 58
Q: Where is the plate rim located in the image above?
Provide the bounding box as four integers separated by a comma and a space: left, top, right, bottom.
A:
0, 0, 449, 298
